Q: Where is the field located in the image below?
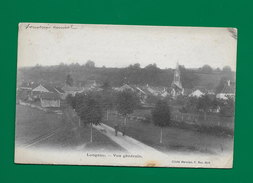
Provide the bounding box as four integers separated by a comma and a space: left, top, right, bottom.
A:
15, 105, 126, 152
196, 72, 235, 87
103, 110, 234, 155
130, 108, 234, 130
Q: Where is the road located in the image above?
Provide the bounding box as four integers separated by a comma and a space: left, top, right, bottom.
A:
93, 123, 170, 158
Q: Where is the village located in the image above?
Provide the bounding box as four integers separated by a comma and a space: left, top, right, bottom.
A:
15, 62, 235, 157
16, 63, 235, 115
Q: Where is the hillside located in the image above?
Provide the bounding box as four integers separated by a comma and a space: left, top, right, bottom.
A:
16, 64, 235, 90
196, 72, 235, 88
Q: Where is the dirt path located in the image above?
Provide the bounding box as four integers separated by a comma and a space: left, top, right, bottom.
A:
93, 123, 170, 158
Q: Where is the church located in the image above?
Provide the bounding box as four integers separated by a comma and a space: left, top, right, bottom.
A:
170, 63, 184, 97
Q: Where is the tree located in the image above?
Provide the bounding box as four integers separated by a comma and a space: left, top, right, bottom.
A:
128, 64, 133, 69
215, 67, 221, 72
85, 60, 95, 68
75, 92, 103, 142
197, 94, 214, 121
186, 96, 199, 114
175, 95, 187, 106
219, 96, 235, 117
201, 65, 213, 74
101, 91, 114, 120
145, 63, 157, 70
179, 65, 186, 73
152, 100, 171, 143
66, 74, 73, 86
101, 80, 112, 92
133, 63, 141, 69
116, 90, 140, 125
66, 94, 75, 108
222, 65, 232, 73
146, 95, 160, 106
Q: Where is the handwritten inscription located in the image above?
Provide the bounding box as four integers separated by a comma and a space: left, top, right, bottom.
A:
25, 24, 78, 30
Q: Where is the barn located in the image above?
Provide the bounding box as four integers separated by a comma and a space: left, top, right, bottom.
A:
40, 93, 61, 108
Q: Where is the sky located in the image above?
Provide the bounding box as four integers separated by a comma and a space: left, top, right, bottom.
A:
18, 23, 237, 71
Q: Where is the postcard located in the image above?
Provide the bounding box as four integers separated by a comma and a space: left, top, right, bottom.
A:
15, 23, 237, 168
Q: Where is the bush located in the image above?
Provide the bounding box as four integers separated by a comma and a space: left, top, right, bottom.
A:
179, 106, 188, 113
142, 114, 152, 124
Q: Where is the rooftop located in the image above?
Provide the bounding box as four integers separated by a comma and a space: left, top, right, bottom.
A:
40, 93, 61, 100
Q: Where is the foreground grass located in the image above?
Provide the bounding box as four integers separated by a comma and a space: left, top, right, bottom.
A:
15, 105, 126, 153
103, 114, 233, 155
15, 105, 64, 144
39, 124, 127, 153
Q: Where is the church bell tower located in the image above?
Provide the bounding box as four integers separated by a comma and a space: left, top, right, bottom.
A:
171, 62, 184, 97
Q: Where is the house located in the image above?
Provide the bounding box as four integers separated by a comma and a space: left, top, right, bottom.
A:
53, 86, 66, 99
118, 84, 149, 100
32, 84, 56, 93
20, 82, 39, 91
206, 90, 215, 95
189, 90, 204, 98
85, 80, 98, 88
62, 84, 85, 97
170, 84, 184, 98
76, 80, 86, 87
137, 85, 154, 100
118, 84, 136, 92
31, 84, 66, 99
40, 93, 61, 108
216, 80, 235, 100
161, 90, 170, 98
187, 86, 215, 98
118, 84, 170, 99
25, 83, 63, 108
147, 86, 167, 97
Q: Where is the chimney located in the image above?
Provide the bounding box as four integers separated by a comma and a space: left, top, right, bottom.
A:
228, 80, 230, 86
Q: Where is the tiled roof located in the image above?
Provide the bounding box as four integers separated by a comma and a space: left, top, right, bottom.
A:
137, 86, 153, 96
42, 84, 58, 93
147, 86, 166, 94
62, 85, 84, 92
128, 84, 138, 91
54, 86, 65, 93
189, 90, 204, 97
221, 85, 235, 94
20, 82, 39, 89
192, 86, 208, 93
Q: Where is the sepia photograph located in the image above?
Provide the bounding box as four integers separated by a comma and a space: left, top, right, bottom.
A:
15, 23, 237, 168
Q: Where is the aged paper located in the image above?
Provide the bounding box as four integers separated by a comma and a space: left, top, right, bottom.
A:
15, 23, 237, 168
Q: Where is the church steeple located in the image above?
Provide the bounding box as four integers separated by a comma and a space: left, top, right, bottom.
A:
170, 62, 184, 97
172, 62, 183, 89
